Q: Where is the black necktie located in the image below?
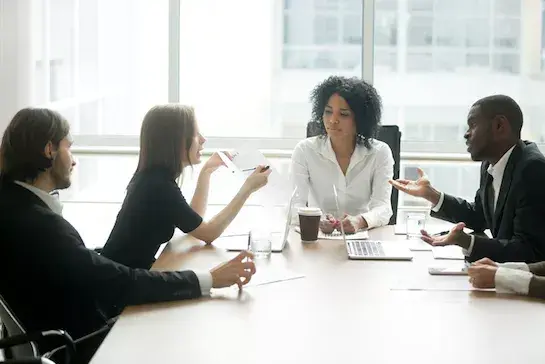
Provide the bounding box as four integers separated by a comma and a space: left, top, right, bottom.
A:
485, 173, 495, 225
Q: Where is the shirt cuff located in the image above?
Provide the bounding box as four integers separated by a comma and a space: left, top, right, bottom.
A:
430, 192, 444, 212
498, 262, 530, 271
195, 271, 213, 296
361, 212, 377, 229
462, 235, 475, 257
495, 267, 533, 295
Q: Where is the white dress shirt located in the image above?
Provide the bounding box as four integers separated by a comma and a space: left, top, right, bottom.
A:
290, 136, 394, 229
432, 146, 516, 256
14, 181, 213, 295
495, 262, 532, 295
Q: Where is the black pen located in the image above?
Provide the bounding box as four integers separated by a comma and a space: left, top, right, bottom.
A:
432, 230, 449, 237
241, 165, 270, 172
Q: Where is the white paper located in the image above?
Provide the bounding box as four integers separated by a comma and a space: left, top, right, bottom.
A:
244, 267, 305, 287
432, 245, 465, 260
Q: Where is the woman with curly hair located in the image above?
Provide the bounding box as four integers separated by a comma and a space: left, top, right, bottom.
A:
290, 76, 394, 233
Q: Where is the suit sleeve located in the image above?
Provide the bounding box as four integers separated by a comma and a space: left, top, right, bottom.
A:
528, 261, 545, 276
469, 161, 545, 263
38, 218, 203, 309
528, 276, 545, 300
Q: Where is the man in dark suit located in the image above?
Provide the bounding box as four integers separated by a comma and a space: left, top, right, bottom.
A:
0, 108, 257, 363
390, 94, 545, 263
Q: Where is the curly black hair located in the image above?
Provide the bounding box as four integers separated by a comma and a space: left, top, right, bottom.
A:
309, 75, 382, 149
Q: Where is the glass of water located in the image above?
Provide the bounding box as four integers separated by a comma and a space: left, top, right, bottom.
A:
405, 212, 426, 240
249, 229, 272, 259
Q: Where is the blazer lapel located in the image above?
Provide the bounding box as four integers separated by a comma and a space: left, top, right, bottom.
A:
493, 142, 523, 234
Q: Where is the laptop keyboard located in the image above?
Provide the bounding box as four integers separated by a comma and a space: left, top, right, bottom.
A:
347, 240, 385, 257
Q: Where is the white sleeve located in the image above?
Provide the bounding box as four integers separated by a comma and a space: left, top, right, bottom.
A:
495, 267, 532, 295
361, 146, 394, 228
431, 192, 445, 212
290, 144, 311, 224
195, 271, 213, 296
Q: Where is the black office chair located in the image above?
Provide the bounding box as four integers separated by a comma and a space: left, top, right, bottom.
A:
0, 294, 112, 364
306, 122, 401, 225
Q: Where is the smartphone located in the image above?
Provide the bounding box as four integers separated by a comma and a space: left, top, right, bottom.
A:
428, 265, 468, 276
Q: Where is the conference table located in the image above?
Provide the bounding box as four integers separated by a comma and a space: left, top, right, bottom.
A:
89, 224, 545, 364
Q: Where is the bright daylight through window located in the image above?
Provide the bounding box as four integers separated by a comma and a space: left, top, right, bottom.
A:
3, 0, 545, 209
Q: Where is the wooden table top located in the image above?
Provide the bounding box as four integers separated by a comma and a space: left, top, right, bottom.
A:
90, 226, 545, 364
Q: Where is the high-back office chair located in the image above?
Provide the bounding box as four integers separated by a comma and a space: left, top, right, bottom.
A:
306, 122, 401, 224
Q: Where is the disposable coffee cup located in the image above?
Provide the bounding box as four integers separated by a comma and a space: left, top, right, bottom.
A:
298, 207, 322, 242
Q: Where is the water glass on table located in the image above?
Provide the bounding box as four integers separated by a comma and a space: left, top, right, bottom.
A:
249, 229, 272, 259
405, 212, 426, 240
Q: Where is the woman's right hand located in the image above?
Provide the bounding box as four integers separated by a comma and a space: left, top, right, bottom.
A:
242, 165, 271, 194
320, 214, 338, 234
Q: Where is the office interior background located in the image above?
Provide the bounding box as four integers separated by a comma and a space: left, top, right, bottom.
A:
1, 0, 545, 238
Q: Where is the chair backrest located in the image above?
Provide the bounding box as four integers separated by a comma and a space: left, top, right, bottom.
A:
0, 294, 38, 359
305, 123, 401, 225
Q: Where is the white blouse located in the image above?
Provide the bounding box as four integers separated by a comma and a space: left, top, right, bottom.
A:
290, 136, 394, 229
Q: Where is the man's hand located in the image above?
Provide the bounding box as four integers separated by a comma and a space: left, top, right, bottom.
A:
472, 257, 498, 267
341, 214, 367, 234
389, 168, 441, 205
468, 265, 498, 289
420, 222, 472, 249
210, 251, 256, 290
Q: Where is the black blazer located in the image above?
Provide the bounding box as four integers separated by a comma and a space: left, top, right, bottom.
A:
0, 180, 202, 354
431, 140, 545, 263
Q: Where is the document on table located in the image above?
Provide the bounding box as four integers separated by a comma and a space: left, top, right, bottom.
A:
432, 245, 465, 260
244, 266, 305, 288
294, 226, 369, 240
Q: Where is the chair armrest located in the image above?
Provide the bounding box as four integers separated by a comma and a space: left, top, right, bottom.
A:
0, 330, 75, 364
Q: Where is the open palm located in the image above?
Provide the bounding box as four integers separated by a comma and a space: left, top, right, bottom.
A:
389, 168, 432, 198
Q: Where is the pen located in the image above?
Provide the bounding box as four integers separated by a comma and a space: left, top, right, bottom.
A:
432, 230, 449, 237
241, 165, 270, 172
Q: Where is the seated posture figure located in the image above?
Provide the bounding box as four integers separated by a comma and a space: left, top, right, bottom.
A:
391, 95, 545, 263
290, 76, 394, 234
101, 104, 270, 270
0, 108, 258, 363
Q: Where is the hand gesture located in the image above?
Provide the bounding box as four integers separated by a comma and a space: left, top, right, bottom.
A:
210, 251, 256, 290
420, 222, 469, 247
468, 265, 498, 289
242, 165, 271, 193
320, 214, 338, 234
389, 168, 439, 204
203, 151, 230, 173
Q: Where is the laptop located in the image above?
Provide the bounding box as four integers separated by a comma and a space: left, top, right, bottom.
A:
331, 186, 413, 261
213, 186, 297, 253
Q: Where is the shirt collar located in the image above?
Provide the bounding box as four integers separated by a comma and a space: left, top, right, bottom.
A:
14, 181, 63, 215
487, 145, 516, 180
318, 136, 373, 165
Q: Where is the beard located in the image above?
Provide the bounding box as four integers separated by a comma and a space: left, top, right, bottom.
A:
50, 158, 71, 190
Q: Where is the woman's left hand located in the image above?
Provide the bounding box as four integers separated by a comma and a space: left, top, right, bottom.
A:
203, 152, 231, 173
341, 214, 367, 234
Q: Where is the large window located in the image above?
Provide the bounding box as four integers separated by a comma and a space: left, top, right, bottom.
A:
3, 0, 545, 208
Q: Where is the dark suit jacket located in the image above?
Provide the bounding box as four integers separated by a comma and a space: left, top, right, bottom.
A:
0, 180, 202, 359
528, 262, 545, 299
431, 140, 545, 263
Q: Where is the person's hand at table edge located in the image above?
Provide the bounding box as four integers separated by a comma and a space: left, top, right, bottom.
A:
210, 250, 256, 290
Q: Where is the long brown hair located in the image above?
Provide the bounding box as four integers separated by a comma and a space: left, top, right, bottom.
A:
133, 104, 196, 181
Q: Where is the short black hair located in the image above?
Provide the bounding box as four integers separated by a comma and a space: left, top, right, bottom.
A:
0, 108, 70, 182
309, 75, 382, 149
472, 94, 523, 138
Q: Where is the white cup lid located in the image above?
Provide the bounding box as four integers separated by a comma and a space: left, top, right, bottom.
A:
297, 207, 322, 216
